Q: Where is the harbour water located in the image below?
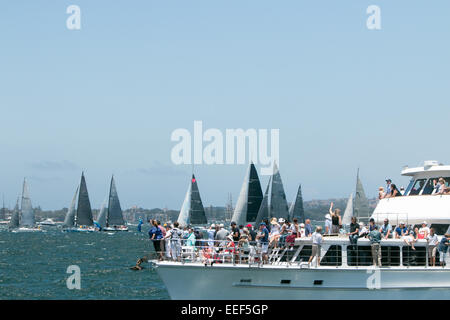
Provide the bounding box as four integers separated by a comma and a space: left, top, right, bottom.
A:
0, 226, 169, 299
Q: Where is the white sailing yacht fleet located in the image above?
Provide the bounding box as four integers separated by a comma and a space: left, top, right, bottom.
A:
153, 161, 450, 300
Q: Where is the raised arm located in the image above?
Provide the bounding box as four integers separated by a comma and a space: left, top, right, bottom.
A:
329, 202, 334, 215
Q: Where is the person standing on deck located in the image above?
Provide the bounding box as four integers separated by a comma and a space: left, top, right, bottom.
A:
148, 220, 164, 260
385, 179, 392, 196
369, 225, 382, 267
348, 217, 360, 245
305, 219, 313, 237
207, 224, 216, 247
329, 202, 342, 234
438, 233, 450, 267
308, 226, 323, 267
256, 222, 269, 264
427, 228, 439, 267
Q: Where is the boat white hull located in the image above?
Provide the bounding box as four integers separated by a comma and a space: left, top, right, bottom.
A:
63, 227, 96, 233
102, 227, 128, 232
155, 262, 450, 300
11, 227, 45, 233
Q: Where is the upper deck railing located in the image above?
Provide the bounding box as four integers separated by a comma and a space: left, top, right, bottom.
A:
148, 237, 448, 269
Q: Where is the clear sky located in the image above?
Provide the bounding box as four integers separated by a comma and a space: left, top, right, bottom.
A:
1, 1, 450, 210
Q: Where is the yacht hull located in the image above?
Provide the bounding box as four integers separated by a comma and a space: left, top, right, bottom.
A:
154, 262, 450, 300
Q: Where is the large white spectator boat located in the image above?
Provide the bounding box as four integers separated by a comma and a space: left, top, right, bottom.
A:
152, 161, 450, 300
373, 160, 450, 233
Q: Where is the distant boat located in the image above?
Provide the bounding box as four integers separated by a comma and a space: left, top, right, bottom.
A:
10, 179, 43, 232
231, 162, 263, 226
38, 218, 57, 226
8, 197, 20, 229
289, 184, 305, 223
341, 170, 370, 226
63, 172, 96, 232
354, 169, 370, 224
255, 162, 289, 225
177, 174, 207, 227
102, 176, 128, 232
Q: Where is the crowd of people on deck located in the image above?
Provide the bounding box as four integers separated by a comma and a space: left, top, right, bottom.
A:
378, 178, 450, 200
145, 177, 450, 267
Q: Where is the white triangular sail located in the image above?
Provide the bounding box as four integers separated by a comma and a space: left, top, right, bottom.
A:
63, 186, 79, 227
97, 197, 108, 229
20, 179, 34, 227
342, 193, 353, 225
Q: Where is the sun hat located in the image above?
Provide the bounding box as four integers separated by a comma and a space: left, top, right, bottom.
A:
325, 214, 331, 220
278, 218, 285, 223
211, 224, 215, 228
260, 222, 266, 226
300, 223, 305, 227
246, 224, 252, 228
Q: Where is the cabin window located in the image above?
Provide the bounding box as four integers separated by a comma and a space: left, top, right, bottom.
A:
381, 246, 400, 266
347, 246, 372, 266
404, 179, 415, 196
347, 246, 400, 266
321, 245, 342, 266
430, 224, 450, 235
409, 179, 426, 195
422, 178, 439, 195
403, 247, 427, 266
295, 245, 312, 262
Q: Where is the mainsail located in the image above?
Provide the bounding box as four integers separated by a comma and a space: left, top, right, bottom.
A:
289, 184, 305, 223
63, 186, 79, 227
231, 163, 263, 225
75, 173, 94, 226
342, 193, 353, 225
20, 179, 34, 227
354, 170, 370, 224
97, 198, 108, 229
176, 174, 207, 227
107, 176, 125, 226
9, 197, 20, 229
269, 162, 289, 220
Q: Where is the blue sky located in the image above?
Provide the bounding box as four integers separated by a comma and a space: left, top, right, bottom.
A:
1, 1, 449, 210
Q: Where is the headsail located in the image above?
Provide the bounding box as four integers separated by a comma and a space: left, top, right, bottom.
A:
342, 193, 353, 225
20, 179, 34, 227
255, 176, 271, 225
75, 173, 94, 226
107, 176, 125, 226
354, 169, 370, 224
97, 197, 108, 229
63, 186, 79, 228
8, 197, 20, 229
289, 184, 305, 223
232, 163, 263, 225
176, 174, 207, 227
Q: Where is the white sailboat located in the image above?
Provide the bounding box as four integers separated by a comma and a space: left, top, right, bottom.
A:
342, 193, 353, 226
11, 179, 43, 232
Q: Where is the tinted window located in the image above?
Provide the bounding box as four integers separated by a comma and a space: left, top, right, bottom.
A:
422, 178, 439, 195
409, 179, 426, 195
404, 179, 415, 196
321, 245, 342, 266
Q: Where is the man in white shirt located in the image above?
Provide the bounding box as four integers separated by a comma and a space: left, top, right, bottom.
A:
427, 228, 439, 267
308, 226, 323, 267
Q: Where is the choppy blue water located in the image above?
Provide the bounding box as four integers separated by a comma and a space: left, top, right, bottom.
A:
0, 226, 169, 299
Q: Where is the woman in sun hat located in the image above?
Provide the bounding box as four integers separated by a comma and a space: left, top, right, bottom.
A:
269, 217, 281, 247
